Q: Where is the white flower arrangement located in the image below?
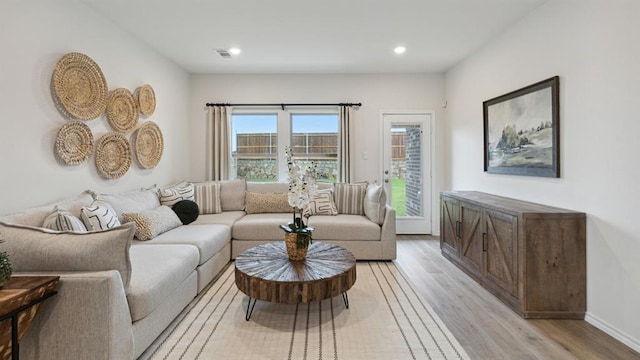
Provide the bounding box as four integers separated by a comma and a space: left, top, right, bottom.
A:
280, 146, 318, 248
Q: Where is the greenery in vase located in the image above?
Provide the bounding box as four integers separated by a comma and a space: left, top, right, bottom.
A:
0, 251, 12, 285
280, 146, 318, 249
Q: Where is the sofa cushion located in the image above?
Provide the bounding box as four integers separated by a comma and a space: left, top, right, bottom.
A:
172, 200, 200, 225
123, 205, 182, 241
0, 191, 94, 227
95, 189, 160, 223
307, 214, 381, 241
42, 207, 87, 232
193, 181, 222, 214
333, 182, 368, 215
245, 192, 292, 214
219, 179, 246, 211
0, 221, 134, 289
132, 224, 230, 265
364, 183, 387, 225
190, 211, 245, 228
303, 191, 338, 218
158, 181, 194, 206
232, 213, 293, 240
81, 200, 121, 231
127, 244, 199, 321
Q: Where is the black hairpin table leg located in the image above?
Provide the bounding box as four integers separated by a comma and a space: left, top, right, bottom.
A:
342, 292, 349, 309
245, 297, 257, 321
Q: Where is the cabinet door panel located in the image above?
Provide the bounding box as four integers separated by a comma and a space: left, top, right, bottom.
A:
459, 202, 482, 273
440, 197, 459, 257
484, 209, 518, 296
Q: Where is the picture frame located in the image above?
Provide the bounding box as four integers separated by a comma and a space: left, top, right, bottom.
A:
483, 76, 560, 178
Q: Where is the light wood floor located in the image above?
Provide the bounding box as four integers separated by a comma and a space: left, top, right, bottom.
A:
395, 236, 640, 360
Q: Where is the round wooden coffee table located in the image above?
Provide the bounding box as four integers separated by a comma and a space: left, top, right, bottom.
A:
235, 241, 356, 320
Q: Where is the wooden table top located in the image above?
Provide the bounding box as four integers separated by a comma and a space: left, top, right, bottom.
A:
235, 242, 356, 304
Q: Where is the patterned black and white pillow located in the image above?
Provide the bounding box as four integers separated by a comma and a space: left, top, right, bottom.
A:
42, 207, 87, 232
158, 182, 195, 206
303, 191, 338, 217
81, 200, 121, 231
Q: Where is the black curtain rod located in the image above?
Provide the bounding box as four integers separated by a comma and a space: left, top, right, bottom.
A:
205, 102, 361, 110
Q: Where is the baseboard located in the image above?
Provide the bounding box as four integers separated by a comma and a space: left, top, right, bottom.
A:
585, 312, 640, 353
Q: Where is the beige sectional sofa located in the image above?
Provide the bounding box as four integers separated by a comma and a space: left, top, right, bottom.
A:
0, 179, 395, 360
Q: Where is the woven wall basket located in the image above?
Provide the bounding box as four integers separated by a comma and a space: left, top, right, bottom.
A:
52, 52, 108, 120
135, 121, 163, 169
54, 121, 93, 165
107, 88, 139, 133
136, 84, 156, 116
95, 132, 132, 179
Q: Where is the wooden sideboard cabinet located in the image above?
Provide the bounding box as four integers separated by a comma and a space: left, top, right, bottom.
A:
440, 191, 586, 319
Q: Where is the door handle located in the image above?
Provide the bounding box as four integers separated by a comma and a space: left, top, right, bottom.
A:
384, 170, 389, 175
384, 178, 389, 183
455, 221, 460, 237
482, 233, 487, 252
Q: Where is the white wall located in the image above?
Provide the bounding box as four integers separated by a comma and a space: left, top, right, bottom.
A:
445, 0, 640, 351
0, 2, 190, 215
189, 73, 446, 232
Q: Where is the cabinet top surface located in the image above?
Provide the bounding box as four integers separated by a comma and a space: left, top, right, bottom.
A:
442, 191, 585, 216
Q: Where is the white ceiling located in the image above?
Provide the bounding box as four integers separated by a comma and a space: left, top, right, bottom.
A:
81, 0, 545, 74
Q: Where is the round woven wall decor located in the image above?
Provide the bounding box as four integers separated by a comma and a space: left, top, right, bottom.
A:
52, 52, 108, 120
136, 84, 156, 116
95, 132, 132, 179
135, 121, 163, 169
107, 88, 139, 133
55, 121, 94, 165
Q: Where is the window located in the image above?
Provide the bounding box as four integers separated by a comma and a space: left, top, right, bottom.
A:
231, 111, 338, 182
291, 114, 338, 182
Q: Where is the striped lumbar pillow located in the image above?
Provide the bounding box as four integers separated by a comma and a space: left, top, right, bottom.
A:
158, 182, 195, 206
193, 182, 222, 214
42, 207, 87, 232
80, 200, 121, 231
333, 182, 368, 215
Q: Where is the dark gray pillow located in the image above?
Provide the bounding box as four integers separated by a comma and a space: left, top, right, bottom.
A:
172, 200, 199, 225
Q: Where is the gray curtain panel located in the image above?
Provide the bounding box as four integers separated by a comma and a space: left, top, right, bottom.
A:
206, 105, 231, 181
339, 105, 353, 183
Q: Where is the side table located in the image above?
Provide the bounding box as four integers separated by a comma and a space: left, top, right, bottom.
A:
0, 276, 59, 360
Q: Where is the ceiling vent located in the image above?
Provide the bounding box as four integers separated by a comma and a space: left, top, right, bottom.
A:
216, 49, 232, 59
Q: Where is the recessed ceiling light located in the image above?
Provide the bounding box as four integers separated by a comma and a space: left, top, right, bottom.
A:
394, 46, 406, 54
229, 47, 241, 55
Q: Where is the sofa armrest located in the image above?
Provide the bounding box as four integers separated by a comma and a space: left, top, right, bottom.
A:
380, 205, 397, 259
19, 270, 134, 360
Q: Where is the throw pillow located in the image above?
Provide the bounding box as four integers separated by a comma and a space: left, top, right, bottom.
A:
81, 200, 121, 231
364, 183, 387, 225
42, 206, 87, 232
122, 205, 182, 241
333, 182, 368, 215
245, 192, 292, 214
193, 181, 222, 214
303, 191, 338, 217
0, 221, 135, 289
172, 200, 200, 225
158, 181, 195, 206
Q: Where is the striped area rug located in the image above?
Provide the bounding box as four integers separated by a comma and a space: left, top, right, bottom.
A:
142, 261, 470, 360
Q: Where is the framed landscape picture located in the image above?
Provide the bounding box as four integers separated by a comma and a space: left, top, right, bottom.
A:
483, 76, 560, 177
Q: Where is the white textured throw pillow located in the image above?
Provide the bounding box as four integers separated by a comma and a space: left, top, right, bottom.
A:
81, 200, 121, 231
193, 182, 222, 214
122, 205, 182, 241
303, 191, 338, 217
43, 207, 87, 232
364, 183, 387, 225
333, 182, 368, 215
158, 181, 195, 206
